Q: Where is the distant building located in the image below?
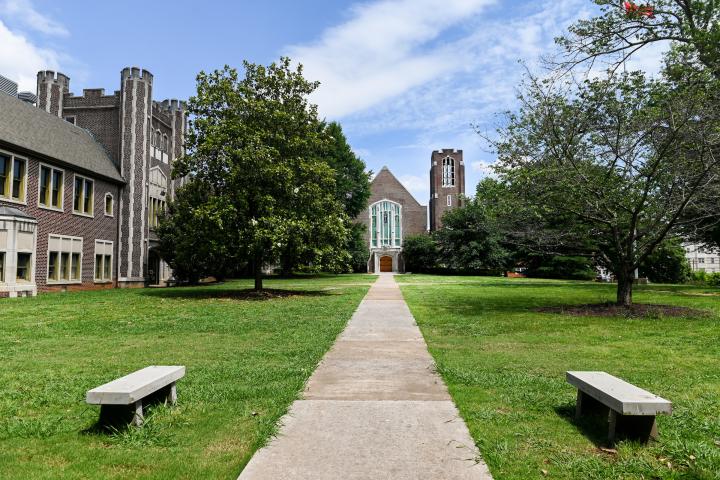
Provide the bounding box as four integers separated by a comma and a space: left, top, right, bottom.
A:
684, 243, 720, 274
355, 149, 465, 273
0, 68, 186, 297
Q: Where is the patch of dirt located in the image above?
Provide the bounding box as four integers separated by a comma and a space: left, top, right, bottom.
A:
535, 303, 707, 318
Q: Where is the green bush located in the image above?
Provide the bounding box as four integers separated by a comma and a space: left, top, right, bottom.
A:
403, 234, 439, 273
639, 238, 691, 284
525, 255, 596, 280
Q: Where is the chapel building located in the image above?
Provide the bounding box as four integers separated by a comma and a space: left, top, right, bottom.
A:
356, 149, 465, 273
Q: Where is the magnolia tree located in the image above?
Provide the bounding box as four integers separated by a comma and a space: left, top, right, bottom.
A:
493, 72, 720, 305
172, 58, 349, 290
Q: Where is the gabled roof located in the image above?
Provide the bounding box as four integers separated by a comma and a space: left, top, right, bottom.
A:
371, 166, 425, 207
0, 93, 124, 183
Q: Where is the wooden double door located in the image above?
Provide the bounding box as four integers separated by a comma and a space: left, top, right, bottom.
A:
379, 256, 393, 272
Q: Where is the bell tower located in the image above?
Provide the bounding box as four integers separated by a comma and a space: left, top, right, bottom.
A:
429, 149, 465, 231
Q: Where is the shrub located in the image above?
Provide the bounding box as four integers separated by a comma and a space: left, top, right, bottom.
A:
403, 234, 439, 273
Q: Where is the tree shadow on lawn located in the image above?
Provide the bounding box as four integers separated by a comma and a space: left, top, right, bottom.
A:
138, 287, 332, 301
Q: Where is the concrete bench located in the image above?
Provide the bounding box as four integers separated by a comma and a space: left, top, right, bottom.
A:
567, 371, 671, 443
87, 366, 186, 426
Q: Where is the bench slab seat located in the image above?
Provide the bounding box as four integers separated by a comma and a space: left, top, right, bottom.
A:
567, 371, 671, 443
87, 366, 185, 426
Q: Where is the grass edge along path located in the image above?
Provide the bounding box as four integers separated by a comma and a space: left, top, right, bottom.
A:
399, 275, 720, 480
0, 275, 373, 479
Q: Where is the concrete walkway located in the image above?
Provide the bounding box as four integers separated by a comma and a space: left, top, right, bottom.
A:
238, 274, 493, 479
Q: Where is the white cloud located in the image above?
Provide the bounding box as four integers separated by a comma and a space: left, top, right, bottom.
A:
287, 0, 497, 118
0, 19, 61, 91
0, 0, 68, 36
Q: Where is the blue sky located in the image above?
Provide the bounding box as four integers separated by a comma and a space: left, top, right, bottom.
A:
0, 0, 664, 203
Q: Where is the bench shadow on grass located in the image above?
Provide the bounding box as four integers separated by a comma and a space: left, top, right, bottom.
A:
554, 402, 613, 448
82, 387, 175, 437
138, 287, 331, 301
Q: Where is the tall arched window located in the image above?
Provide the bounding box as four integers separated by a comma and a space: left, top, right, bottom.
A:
163, 134, 169, 152
369, 200, 402, 248
442, 156, 455, 187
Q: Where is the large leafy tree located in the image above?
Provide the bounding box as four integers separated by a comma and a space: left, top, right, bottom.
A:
492, 72, 720, 305
172, 58, 348, 290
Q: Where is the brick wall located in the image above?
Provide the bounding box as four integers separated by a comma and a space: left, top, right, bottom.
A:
429, 149, 465, 231
0, 151, 120, 292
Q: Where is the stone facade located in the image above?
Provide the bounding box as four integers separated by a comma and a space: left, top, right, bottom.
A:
429, 149, 465, 231
0, 67, 185, 297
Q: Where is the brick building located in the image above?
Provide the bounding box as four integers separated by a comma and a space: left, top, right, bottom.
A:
356, 149, 465, 273
0, 68, 185, 297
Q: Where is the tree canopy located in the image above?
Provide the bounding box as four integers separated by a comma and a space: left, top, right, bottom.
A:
491, 71, 720, 305
171, 58, 349, 290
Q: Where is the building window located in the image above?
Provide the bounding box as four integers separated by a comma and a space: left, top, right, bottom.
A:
149, 197, 166, 229
0, 251, 4, 282
155, 130, 161, 150
163, 134, 169, 152
16, 252, 32, 282
73, 175, 94, 216
64, 116, 76, 125
94, 240, 113, 282
0, 152, 27, 203
38, 164, 64, 210
447, 195, 452, 207
48, 235, 82, 283
369, 200, 402, 248
105, 193, 114, 217
442, 156, 455, 187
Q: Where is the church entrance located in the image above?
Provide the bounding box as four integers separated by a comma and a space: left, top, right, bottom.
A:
379, 256, 393, 272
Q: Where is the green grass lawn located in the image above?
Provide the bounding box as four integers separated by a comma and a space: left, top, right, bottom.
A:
0, 275, 373, 479
399, 275, 720, 480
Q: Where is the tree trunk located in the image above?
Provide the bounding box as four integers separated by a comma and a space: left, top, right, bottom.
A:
254, 254, 263, 291
616, 270, 633, 307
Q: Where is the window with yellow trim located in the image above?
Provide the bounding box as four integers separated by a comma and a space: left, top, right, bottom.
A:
39, 165, 64, 209
0, 152, 27, 202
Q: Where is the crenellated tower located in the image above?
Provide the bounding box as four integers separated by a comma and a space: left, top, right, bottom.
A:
36, 70, 69, 117
118, 67, 153, 286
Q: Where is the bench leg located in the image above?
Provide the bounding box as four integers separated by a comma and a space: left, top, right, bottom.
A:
133, 400, 144, 427
169, 382, 177, 405
575, 390, 583, 420
613, 413, 658, 443
608, 410, 617, 444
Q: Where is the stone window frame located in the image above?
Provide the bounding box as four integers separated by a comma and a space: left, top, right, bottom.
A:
47, 233, 83, 285
104, 193, 114, 217
0, 148, 29, 206
37, 163, 65, 212
72, 173, 94, 218
94, 239, 113, 283
442, 155, 455, 188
